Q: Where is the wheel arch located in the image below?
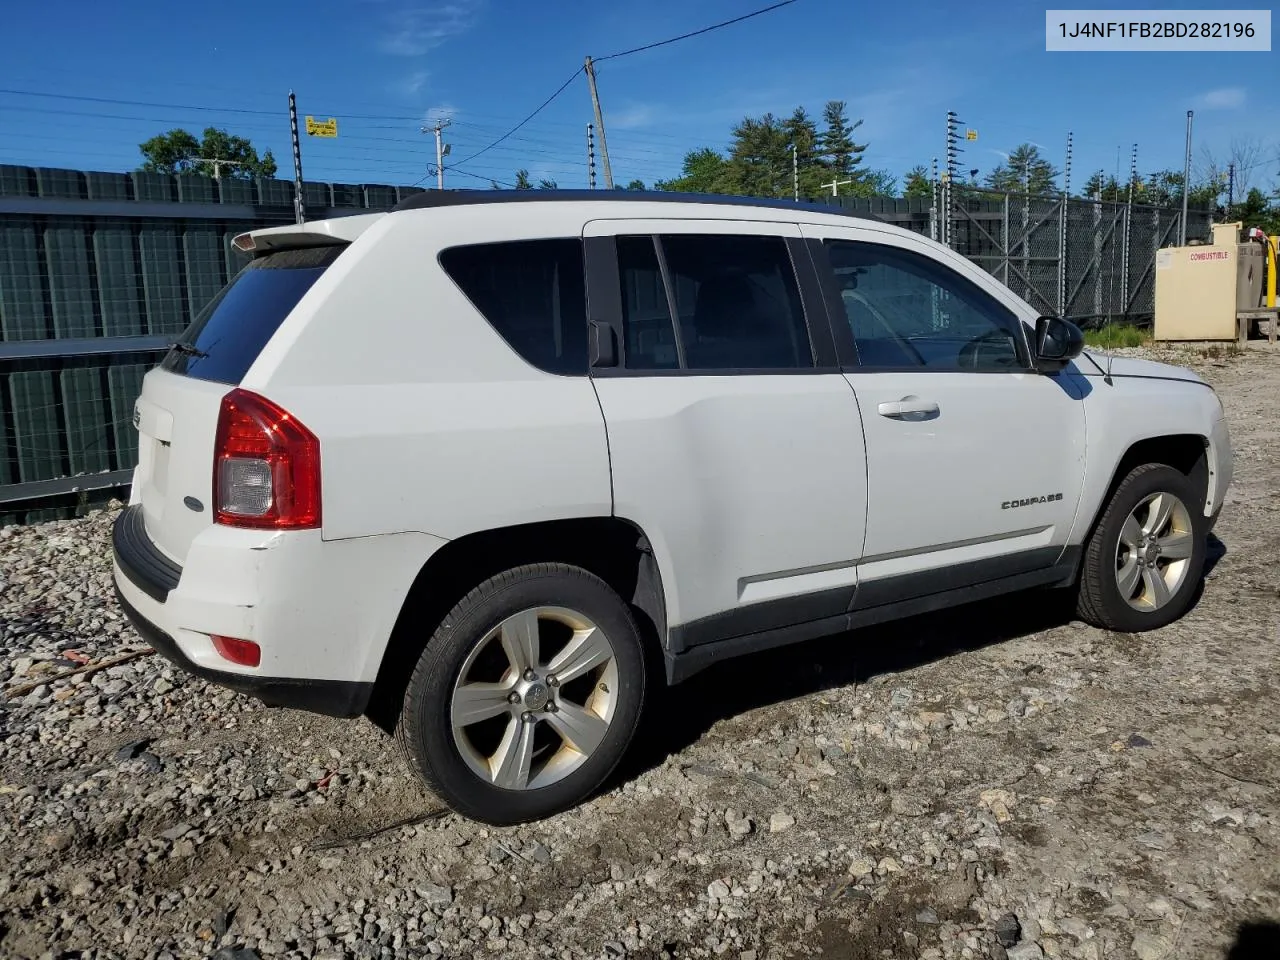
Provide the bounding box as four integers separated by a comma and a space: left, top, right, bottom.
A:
365, 515, 667, 732
1076, 432, 1210, 558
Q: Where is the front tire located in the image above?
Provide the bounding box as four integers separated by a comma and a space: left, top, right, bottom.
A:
397, 563, 647, 824
1075, 463, 1207, 632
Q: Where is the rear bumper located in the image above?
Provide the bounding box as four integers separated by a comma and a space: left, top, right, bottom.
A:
113, 581, 372, 717
110, 505, 442, 718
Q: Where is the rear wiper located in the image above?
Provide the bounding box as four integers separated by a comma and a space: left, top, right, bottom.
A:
168, 341, 209, 359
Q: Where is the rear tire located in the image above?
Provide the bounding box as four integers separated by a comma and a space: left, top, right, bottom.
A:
397, 563, 646, 824
1075, 463, 1207, 632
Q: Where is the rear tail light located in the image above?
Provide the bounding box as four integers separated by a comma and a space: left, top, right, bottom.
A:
213, 388, 321, 529
212, 635, 261, 667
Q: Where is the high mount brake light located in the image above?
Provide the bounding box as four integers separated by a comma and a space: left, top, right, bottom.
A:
213, 389, 321, 529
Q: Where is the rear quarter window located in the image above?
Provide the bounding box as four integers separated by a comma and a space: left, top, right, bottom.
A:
439, 238, 588, 376
161, 244, 347, 384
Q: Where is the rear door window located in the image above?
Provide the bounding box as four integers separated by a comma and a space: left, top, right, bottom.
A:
440, 239, 588, 376
657, 234, 813, 371
162, 244, 347, 384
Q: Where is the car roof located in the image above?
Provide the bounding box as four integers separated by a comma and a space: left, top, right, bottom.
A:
390, 188, 886, 224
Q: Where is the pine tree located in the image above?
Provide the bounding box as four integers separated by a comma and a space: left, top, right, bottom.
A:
819, 101, 866, 182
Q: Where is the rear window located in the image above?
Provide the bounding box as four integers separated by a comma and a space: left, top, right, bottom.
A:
439, 238, 587, 376
161, 244, 346, 384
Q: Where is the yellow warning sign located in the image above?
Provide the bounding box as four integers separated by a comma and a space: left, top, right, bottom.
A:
965, 129, 979, 141
305, 116, 338, 138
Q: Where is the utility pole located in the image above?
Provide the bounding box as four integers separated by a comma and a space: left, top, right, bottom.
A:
1179, 110, 1193, 245
820, 177, 853, 197
192, 158, 244, 180
583, 57, 614, 189
422, 118, 452, 190
288, 91, 304, 224
791, 143, 799, 201
1227, 161, 1235, 216
587, 123, 597, 189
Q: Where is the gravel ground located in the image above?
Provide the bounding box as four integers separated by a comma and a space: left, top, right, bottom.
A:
2, 342, 1278, 960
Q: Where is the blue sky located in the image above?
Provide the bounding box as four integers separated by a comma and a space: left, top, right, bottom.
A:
2, 0, 1276, 196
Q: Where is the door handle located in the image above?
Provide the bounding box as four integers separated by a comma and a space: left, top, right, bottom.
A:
877, 396, 940, 420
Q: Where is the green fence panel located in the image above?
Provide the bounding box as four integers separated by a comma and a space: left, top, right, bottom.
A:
108, 363, 148, 471
0, 218, 49, 340
218, 179, 255, 204
184, 223, 225, 318
93, 218, 144, 337
9, 371, 64, 482
0, 390, 12, 487
177, 175, 217, 203
35, 167, 86, 199
139, 222, 186, 334
86, 172, 131, 201
303, 181, 330, 209
257, 178, 293, 206
0, 165, 35, 197
364, 184, 397, 209
44, 219, 96, 338
331, 183, 363, 208
60, 367, 112, 475
131, 172, 175, 202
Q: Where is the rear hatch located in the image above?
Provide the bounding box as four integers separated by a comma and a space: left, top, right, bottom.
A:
133, 244, 347, 564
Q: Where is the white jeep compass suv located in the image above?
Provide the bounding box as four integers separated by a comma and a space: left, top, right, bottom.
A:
112, 191, 1233, 824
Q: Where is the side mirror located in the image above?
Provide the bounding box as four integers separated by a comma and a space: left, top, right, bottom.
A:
1034, 316, 1084, 370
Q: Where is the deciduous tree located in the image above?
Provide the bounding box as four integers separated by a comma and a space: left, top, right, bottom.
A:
138, 127, 277, 178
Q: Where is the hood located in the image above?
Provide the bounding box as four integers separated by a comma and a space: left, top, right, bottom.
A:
1079, 350, 1207, 386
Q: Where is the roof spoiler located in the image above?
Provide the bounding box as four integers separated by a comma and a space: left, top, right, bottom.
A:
232, 212, 387, 255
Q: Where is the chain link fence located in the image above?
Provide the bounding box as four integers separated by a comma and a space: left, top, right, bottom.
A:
831, 186, 1208, 324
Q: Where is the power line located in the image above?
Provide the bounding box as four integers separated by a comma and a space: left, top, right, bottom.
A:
1237, 154, 1280, 173
594, 0, 799, 62
452, 67, 584, 167
0, 88, 279, 116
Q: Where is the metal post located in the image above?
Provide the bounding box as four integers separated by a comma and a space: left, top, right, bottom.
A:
587, 123, 597, 190
1063, 131, 1073, 197
1179, 110, 1193, 245
1002, 192, 1010, 285
1093, 179, 1103, 320
792, 143, 799, 201
288, 91, 304, 224
1059, 132, 1072, 316
930, 157, 939, 242
1022, 163, 1031, 303
1122, 144, 1136, 315
1227, 162, 1235, 216
583, 56, 614, 189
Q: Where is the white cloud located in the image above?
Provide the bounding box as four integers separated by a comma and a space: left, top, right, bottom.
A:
381, 2, 483, 56
423, 103, 458, 123
607, 103, 657, 131
396, 70, 430, 96
1191, 87, 1246, 110
989, 149, 1011, 161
